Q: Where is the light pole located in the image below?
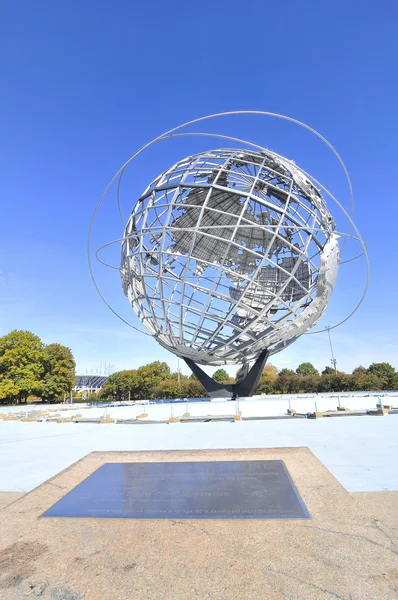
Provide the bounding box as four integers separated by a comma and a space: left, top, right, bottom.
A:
326, 326, 337, 374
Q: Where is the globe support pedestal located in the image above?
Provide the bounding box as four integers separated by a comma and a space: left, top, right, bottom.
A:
183, 349, 269, 399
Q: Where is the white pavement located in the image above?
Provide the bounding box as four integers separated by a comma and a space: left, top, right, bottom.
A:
0, 416, 397, 494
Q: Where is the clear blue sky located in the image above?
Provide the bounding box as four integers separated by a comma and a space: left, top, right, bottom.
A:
1, 0, 397, 376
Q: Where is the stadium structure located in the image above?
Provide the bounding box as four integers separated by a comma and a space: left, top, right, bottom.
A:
74, 375, 108, 394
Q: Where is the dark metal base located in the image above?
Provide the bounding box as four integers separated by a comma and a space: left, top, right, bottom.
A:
184, 349, 269, 398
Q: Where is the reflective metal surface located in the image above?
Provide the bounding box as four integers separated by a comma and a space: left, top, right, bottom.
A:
120, 149, 339, 365
42, 460, 310, 520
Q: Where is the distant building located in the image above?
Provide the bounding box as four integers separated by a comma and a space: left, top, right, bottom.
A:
74, 375, 108, 394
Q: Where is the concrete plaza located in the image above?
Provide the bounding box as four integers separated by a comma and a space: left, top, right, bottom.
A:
0, 415, 397, 494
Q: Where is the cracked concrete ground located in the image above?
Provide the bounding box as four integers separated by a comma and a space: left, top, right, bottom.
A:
0, 448, 397, 600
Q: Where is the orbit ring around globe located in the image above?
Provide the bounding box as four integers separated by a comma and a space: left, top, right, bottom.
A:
88, 111, 369, 367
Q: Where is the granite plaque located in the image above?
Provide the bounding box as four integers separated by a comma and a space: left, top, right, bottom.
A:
42, 460, 310, 519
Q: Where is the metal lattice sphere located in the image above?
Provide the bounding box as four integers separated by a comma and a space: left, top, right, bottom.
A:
120, 148, 339, 366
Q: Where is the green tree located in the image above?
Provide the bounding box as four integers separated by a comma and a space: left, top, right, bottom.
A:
367, 363, 395, 389
101, 370, 140, 401
300, 375, 319, 393
102, 362, 172, 400
349, 370, 383, 391
359, 373, 383, 391
148, 376, 210, 400
274, 374, 298, 394
352, 366, 367, 375
278, 368, 295, 377
0, 330, 45, 403
296, 362, 319, 377
182, 379, 208, 398
137, 361, 171, 397
321, 366, 335, 375
392, 372, 398, 391
41, 343, 76, 402
317, 374, 340, 393
154, 379, 182, 399
256, 364, 278, 394
101, 371, 125, 401
213, 368, 229, 383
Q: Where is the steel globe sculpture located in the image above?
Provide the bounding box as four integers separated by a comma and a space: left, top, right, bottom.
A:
90, 112, 368, 397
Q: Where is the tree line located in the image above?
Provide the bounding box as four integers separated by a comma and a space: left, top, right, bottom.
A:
101, 360, 398, 400
0, 330, 75, 404
252, 362, 397, 395
100, 361, 205, 401
1, 330, 397, 404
